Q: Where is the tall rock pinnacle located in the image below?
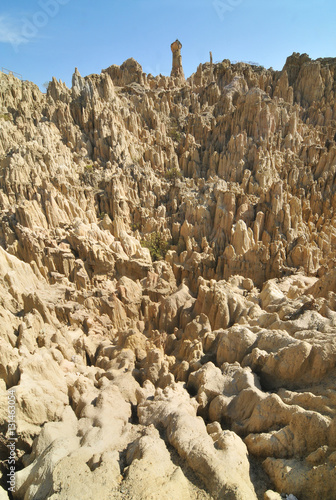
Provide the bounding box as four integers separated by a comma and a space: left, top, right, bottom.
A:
170, 39, 185, 79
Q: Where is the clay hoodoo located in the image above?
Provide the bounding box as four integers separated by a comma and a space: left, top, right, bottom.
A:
171, 39, 185, 79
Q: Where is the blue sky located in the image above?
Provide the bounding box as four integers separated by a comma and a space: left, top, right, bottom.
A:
0, 0, 335, 91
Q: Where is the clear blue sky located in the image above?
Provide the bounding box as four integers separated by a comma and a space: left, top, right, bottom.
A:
0, 0, 335, 90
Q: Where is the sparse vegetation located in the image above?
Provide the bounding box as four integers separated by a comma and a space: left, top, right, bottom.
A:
168, 117, 182, 142
80, 163, 98, 187
131, 222, 141, 232
141, 231, 169, 261
0, 113, 11, 121
165, 167, 182, 182
169, 128, 182, 142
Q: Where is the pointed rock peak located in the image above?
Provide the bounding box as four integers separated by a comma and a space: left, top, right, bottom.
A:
121, 58, 143, 73
72, 67, 85, 93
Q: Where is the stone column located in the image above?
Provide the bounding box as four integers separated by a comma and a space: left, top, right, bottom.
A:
170, 40, 185, 79
209, 51, 214, 82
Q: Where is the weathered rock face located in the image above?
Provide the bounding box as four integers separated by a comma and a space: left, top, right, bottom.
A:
0, 52, 335, 499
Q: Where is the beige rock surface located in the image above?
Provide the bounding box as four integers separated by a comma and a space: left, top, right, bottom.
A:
0, 51, 336, 499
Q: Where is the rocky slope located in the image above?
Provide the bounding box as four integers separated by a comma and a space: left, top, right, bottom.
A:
0, 51, 335, 499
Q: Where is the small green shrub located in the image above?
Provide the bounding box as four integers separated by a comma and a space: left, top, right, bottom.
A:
168, 117, 182, 142
141, 232, 169, 261
0, 113, 11, 121
169, 128, 181, 142
84, 164, 94, 171
165, 167, 182, 182
131, 222, 141, 232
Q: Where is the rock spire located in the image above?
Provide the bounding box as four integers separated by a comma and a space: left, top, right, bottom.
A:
170, 39, 184, 79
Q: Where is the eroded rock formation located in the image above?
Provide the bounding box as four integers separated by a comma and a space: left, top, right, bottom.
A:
0, 50, 335, 499
171, 39, 185, 80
